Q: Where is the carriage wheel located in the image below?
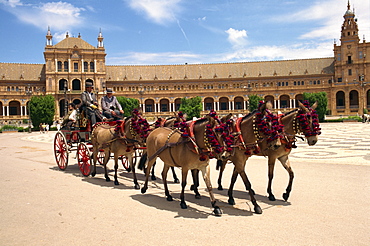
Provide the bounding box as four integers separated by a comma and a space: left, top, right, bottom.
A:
97, 149, 106, 165
77, 143, 92, 177
54, 131, 69, 170
120, 155, 131, 172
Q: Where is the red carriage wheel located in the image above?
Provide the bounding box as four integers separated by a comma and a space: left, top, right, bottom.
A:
77, 143, 92, 177
120, 155, 131, 172
97, 149, 106, 165
54, 131, 69, 170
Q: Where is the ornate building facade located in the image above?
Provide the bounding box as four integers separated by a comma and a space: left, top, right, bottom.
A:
0, 2, 369, 124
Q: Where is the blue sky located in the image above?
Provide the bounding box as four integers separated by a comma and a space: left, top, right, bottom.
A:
0, 0, 369, 65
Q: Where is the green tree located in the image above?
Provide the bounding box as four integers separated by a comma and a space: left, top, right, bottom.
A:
303, 92, 328, 121
248, 94, 264, 111
179, 96, 202, 120
116, 96, 140, 117
29, 95, 56, 128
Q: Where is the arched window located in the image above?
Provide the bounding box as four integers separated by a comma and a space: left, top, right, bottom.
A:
72, 79, 81, 91
336, 91, 345, 108
59, 79, 67, 91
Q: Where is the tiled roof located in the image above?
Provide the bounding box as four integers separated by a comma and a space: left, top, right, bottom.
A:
53, 37, 96, 49
106, 57, 334, 81
0, 63, 45, 81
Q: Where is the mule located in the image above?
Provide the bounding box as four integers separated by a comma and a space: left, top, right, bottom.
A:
141, 116, 233, 216
147, 112, 188, 183
192, 101, 281, 214
225, 101, 320, 204
91, 110, 149, 189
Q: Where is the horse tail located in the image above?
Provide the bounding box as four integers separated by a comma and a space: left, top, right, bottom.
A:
216, 159, 223, 170
138, 152, 147, 171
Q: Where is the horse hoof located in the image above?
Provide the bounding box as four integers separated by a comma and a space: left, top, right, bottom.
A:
195, 194, 201, 199
134, 184, 140, 190
151, 176, 156, 181
91, 172, 96, 177
126, 167, 131, 172
106, 177, 111, 182
228, 198, 235, 205
190, 185, 195, 191
167, 195, 173, 201
218, 186, 223, 191
254, 205, 263, 214
268, 194, 276, 201
213, 206, 222, 216
180, 202, 187, 209
283, 193, 289, 201
174, 178, 180, 183
141, 187, 147, 194
114, 181, 119, 185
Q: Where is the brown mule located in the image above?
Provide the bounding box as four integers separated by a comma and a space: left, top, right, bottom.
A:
193, 101, 281, 214
91, 110, 149, 189
225, 101, 320, 204
147, 111, 188, 182
141, 116, 228, 216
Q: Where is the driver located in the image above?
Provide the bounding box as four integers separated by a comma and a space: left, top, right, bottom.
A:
101, 88, 124, 121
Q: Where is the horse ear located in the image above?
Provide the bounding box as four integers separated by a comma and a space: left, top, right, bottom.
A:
209, 116, 216, 126
220, 113, 232, 123
297, 100, 304, 108
311, 101, 318, 110
259, 102, 266, 112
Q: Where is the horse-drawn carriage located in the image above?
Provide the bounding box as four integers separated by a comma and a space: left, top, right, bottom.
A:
53, 110, 135, 177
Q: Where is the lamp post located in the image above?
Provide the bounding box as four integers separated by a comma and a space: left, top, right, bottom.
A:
64, 80, 68, 117
25, 84, 32, 133
138, 84, 144, 111
360, 77, 367, 115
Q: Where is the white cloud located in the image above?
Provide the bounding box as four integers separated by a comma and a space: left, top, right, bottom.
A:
107, 40, 334, 65
1, 1, 86, 31
225, 28, 248, 48
126, 0, 182, 25
1, 0, 22, 7
277, 0, 370, 41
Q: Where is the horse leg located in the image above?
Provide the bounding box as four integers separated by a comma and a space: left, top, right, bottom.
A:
278, 155, 294, 201
171, 166, 179, 183
91, 146, 98, 177
200, 165, 222, 216
190, 169, 201, 199
128, 153, 140, 189
151, 162, 156, 180
103, 150, 111, 182
179, 168, 188, 209
267, 157, 276, 201
161, 165, 172, 201
141, 157, 155, 194
227, 167, 239, 205
217, 160, 227, 190
239, 170, 262, 214
113, 153, 119, 185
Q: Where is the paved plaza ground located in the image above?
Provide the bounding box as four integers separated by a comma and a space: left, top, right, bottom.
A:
0, 122, 369, 245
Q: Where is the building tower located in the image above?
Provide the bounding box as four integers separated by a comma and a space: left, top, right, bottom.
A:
46, 26, 53, 46
333, 0, 369, 115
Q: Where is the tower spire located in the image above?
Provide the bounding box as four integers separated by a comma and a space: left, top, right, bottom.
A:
97, 28, 104, 48
46, 26, 53, 46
